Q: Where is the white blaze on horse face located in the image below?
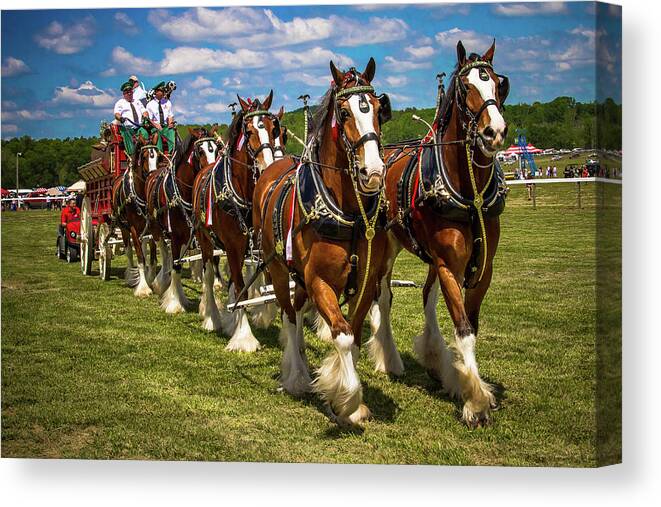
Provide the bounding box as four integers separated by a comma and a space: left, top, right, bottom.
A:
466, 68, 506, 146
200, 140, 217, 164
253, 116, 274, 169
347, 95, 384, 179
147, 147, 159, 172
273, 136, 283, 160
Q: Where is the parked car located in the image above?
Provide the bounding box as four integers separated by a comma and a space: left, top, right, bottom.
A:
24, 191, 50, 209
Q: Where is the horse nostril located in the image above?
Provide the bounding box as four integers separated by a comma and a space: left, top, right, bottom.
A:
483, 126, 495, 140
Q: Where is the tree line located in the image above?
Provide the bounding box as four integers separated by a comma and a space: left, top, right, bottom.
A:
1, 97, 620, 189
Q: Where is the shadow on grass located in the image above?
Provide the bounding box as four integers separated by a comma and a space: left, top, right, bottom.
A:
394, 351, 507, 426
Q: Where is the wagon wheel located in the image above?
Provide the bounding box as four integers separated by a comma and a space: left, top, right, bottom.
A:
79, 196, 94, 275
98, 222, 112, 281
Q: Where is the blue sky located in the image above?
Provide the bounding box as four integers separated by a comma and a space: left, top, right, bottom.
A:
1, 1, 621, 139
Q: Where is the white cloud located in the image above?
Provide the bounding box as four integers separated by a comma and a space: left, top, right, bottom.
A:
404, 45, 435, 60
222, 76, 245, 90
114, 12, 138, 36
2, 124, 18, 135
198, 87, 226, 97
148, 7, 408, 49
1, 57, 31, 77
435, 28, 493, 53
272, 47, 353, 70
556, 62, 572, 71
384, 56, 431, 71
228, 9, 334, 48
148, 7, 269, 43
385, 75, 408, 87
204, 102, 230, 113
13, 110, 52, 120
104, 46, 268, 76
52, 80, 115, 108
190, 76, 212, 89
160, 47, 268, 74
34, 16, 95, 54
284, 72, 329, 88
335, 16, 408, 47
493, 2, 568, 16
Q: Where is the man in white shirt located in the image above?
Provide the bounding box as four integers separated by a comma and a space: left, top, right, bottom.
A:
128, 75, 148, 106
113, 81, 148, 155
146, 81, 176, 153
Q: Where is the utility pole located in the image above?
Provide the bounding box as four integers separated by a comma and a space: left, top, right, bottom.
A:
16, 152, 22, 205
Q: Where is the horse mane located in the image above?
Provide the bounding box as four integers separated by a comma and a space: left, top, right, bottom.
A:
309, 87, 334, 149
434, 53, 482, 134
226, 110, 246, 154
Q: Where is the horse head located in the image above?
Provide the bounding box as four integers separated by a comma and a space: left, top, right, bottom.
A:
188, 125, 218, 169
329, 57, 389, 194
454, 40, 509, 157
235, 90, 282, 173
134, 132, 162, 175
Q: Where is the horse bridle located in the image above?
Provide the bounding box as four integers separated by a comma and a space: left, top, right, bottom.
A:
241, 109, 283, 164
454, 60, 509, 146
192, 135, 218, 167
332, 77, 391, 195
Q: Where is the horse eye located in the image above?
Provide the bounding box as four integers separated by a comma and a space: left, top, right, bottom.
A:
340, 109, 350, 121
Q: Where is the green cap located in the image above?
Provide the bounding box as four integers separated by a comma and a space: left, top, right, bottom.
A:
152, 81, 166, 91
120, 82, 133, 92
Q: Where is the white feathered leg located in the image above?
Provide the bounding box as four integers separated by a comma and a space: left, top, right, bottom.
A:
313, 332, 363, 426
250, 271, 277, 330
280, 310, 312, 395
190, 258, 203, 284
413, 278, 460, 396
152, 239, 172, 296
200, 260, 222, 332
124, 242, 140, 287
160, 269, 191, 314
366, 276, 404, 376
219, 282, 238, 336
133, 262, 153, 298
314, 311, 333, 343
449, 331, 495, 427
225, 308, 261, 352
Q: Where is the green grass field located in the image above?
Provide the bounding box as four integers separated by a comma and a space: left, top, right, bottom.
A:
1, 182, 621, 466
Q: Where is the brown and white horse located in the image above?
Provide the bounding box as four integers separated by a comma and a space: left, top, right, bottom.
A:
111, 133, 165, 297
192, 92, 285, 351
253, 58, 391, 426
372, 41, 509, 427
146, 126, 219, 313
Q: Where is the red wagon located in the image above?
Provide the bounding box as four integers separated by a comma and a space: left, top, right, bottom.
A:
77, 124, 130, 280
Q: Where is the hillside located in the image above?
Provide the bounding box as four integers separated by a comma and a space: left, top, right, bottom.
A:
1, 97, 621, 188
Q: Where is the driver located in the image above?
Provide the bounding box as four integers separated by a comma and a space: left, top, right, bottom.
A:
146, 81, 176, 153
59, 197, 80, 236
114, 81, 148, 155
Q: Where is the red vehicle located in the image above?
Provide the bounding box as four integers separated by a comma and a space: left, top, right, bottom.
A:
76, 123, 130, 279
56, 216, 85, 263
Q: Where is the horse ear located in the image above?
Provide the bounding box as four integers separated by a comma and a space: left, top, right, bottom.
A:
277, 105, 284, 120
237, 95, 250, 112
262, 90, 273, 110
330, 60, 344, 87
457, 40, 467, 66
362, 57, 376, 83
482, 39, 496, 63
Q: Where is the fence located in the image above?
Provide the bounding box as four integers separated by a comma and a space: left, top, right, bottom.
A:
506, 176, 621, 209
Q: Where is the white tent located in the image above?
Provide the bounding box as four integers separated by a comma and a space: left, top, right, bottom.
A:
66, 180, 86, 192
